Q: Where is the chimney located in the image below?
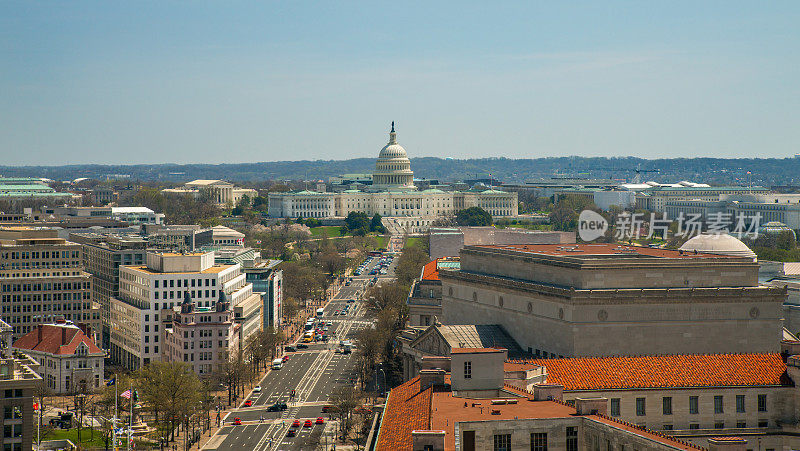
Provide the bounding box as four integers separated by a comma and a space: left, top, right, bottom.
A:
532, 383, 564, 401
708, 437, 747, 451
37, 325, 43, 344
411, 430, 445, 451
419, 369, 446, 390
61, 327, 67, 346
575, 397, 608, 416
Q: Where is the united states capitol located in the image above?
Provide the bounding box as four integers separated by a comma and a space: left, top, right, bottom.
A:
267, 124, 518, 233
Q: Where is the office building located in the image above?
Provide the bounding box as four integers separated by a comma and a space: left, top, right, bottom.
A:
0, 227, 100, 340
109, 251, 261, 370
162, 293, 232, 377
0, 319, 41, 451
68, 232, 148, 348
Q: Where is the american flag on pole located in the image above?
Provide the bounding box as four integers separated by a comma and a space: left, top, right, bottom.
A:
120, 389, 132, 399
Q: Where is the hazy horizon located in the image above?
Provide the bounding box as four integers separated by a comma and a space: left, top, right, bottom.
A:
2, 2, 798, 165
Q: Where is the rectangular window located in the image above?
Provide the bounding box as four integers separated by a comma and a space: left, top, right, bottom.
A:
714, 421, 724, 429
493, 434, 511, 451
662, 397, 672, 415
689, 396, 699, 414
758, 394, 767, 412
464, 361, 472, 379
566, 427, 578, 451
610, 398, 620, 416
530, 432, 547, 451
758, 420, 768, 428
636, 397, 646, 416
736, 421, 747, 428
689, 423, 699, 430
736, 395, 745, 413
663, 424, 673, 430
714, 396, 724, 414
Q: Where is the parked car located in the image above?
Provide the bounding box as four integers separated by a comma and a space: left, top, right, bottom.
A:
233, 417, 242, 425
287, 429, 296, 437
253, 386, 262, 393
297, 343, 309, 349
285, 346, 296, 352
243, 400, 252, 407
316, 417, 325, 425
303, 419, 313, 428
291, 420, 301, 428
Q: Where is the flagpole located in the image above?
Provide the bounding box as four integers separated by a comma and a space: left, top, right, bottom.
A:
113, 375, 118, 451
128, 382, 133, 451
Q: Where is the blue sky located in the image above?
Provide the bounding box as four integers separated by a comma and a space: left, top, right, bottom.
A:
1, 1, 798, 165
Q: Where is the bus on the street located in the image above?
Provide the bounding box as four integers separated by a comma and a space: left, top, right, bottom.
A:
316, 307, 324, 318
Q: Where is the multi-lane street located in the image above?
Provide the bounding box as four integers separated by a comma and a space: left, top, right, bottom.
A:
205, 252, 397, 451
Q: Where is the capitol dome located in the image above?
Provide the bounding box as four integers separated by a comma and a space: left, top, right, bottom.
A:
372, 122, 415, 190
679, 233, 757, 260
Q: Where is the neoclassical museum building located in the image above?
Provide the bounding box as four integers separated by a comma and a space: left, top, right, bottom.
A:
268, 124, 518, 233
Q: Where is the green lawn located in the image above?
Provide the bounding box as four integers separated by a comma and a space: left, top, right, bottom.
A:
44, 428, 108, 448
309, 226, 344, 238
405, 236, 422, 248
374, 235, 387, 249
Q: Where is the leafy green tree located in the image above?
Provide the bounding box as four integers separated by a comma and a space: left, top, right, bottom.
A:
370, 214, 386, 233
455, 207, 492, 226
344, 211, 370, 235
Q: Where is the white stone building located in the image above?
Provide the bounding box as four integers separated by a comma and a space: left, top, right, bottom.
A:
13, 322, 104, 394
162, 180, 257, 208
109, 251, 261, 370
268, 125, 518, 233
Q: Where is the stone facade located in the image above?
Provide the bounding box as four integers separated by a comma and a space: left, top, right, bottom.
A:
440, 244, 785, 357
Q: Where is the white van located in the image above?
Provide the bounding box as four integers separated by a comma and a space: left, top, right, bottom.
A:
271, 358, 283, 370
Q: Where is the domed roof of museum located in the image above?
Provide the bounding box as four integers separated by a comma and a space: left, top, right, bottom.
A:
679, 233, 756, 259
378, 122, 408, 159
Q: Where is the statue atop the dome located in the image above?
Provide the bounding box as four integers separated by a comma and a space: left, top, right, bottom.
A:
391, 121, 395, 133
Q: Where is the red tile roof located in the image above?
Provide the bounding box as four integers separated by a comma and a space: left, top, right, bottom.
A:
378, 375, 702, 451
420, 257, 460, 281
421, 259, 440, 281
505, 353, 790, 390
376, 377, 432, 451
13, 324, 102, 356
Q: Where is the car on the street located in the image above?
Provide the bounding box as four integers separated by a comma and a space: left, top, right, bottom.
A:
285, 346, 296, 352
297, 343, 309, 349
233, 418, 242, 425
321, 405, 335, 413
345, 281, 350, 286
347, 299, 355, 303
303, 419, 313, 428
282, 355, 289, 362
291, 420, 301, 428
243, 400, 252, 407
316, 417, 325, 425
267, 402, 288, 412
287, 429, 296, 437
253, 386, 262, 393
326, 321, 333, 326
323, 326, 329, 331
